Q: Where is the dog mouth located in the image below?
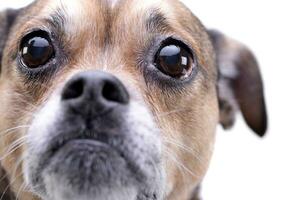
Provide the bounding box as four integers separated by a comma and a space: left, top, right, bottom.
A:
47, 137, 131, 174
48, 132, 118, 160
49, 138, 127, 164
38, 134, 140, 196
29, 126, 163, 200
25, 93, 164, 199
44, 133, 138, 178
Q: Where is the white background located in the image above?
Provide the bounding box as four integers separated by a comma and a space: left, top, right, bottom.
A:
0, 0, 299, 200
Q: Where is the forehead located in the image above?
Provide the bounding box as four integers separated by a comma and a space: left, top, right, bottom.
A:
43, 0, 173, 12
35, 0, 176, 29
20, 0, 184, 49
24, 0, 200, 41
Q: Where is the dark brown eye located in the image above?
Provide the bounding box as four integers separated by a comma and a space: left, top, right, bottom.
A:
21, 31, 54, 68
155, 41, 193, 78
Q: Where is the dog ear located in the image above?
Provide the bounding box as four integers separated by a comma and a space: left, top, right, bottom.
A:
0, 9, 20, 72
208, 30, 268, 137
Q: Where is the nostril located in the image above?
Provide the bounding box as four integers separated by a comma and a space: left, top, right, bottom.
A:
62, 78, 85, 100
102, 81, 129, 104
61, 71, 129, 107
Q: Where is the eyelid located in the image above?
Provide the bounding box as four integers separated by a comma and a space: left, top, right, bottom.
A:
155, 36, 195, 61
154, 38, 195, 79
156, 37, 195, 64
17, 29, 58, 76
18, 28, 52, 49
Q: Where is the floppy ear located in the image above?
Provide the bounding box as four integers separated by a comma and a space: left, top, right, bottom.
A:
0, 9, 20, 199
208, 30, 268, 137
0, 9, 19, 72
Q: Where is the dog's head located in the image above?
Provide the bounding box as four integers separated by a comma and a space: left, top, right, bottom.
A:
0, 0, 267, 200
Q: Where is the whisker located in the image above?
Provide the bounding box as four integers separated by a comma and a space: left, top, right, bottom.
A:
0, 136, 27, 162
162, 137, 205, 164
155, 108, 189, 118
11, 154, 26, 185
164, 149, 190, 194
0, 125, 30, 138
0, 125, 29, 136
163, 148, 198, 178
0, 173, 9, 190
0, 172, 23, 200
16, 182, 27, 200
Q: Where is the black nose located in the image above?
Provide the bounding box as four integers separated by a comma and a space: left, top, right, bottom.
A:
61, 71, 129, 112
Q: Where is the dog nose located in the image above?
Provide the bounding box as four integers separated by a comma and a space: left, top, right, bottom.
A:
61, 71, 129, 111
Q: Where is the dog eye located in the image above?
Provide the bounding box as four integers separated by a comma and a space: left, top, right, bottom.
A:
155, 40, 193, 78
20, 31, 54, 68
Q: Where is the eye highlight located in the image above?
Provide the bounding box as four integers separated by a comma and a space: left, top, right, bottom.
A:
154, 39, 193, 78
20, 31, 54, 68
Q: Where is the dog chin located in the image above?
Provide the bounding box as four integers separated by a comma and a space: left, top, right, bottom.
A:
41, 139, 139, 200
47, 186, 137, 200
46, 182, 137, 200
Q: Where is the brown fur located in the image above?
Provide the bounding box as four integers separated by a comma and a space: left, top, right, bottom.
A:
0, 0, 267, 199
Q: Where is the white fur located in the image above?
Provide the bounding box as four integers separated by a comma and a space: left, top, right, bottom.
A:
110, 0, 120, 9
26, 95, 61, 153
23, 88, 164, 200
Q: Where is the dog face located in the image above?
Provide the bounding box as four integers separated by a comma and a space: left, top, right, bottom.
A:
0, 0, 267, 200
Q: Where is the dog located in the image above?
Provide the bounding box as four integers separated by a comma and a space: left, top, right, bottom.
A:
0, 0, 267, 199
